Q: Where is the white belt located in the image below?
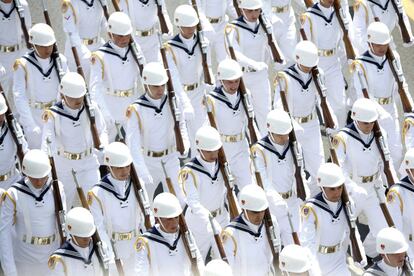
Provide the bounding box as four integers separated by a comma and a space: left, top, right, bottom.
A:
220, 132, 244, 143
358, 171, 380, 183
0, 43, 21, 53
207, 16, 224, 24
135, 26, 156, 37
0, 168, 15, 181
28, 100, 55, 110
294, 111, 316, 124
318, 243, 341, 254
210, 206, 225, 217
22, 234, 56, 245
82, 36, 99, 46
183, 83, 199, 92
112, 229, 137, 241
272, 5, 290, 13
242, 66, 257, 73
144, 146, 175, 158
58, 147, 93, 160
376, 96, 392, 105
106, 88, 135, 97
318, 48, 337, 57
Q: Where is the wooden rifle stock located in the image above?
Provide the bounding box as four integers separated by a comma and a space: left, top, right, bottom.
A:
13, 0, 31, 49
233, 0, 241, 17
304, 0, 314, 8
258, 14, 283, 64
155, 0, 169, 34
277, 78, 307, 201
208, 214, 228, 263
46, 138, 66, 244
333, 0, 356, 60
111, 0, 120, 12
389, 0, 414, 44
115, 123, 152, 230
0, 89, 25, 163
204, 97, 240, 219
110, 239, 125, 276
72, 169, 110, 276
159, 36, 185, 155
161, 161, 200, 276
98, 0, 110, 20
224, 28, 259, 145
191, 0, 213, 85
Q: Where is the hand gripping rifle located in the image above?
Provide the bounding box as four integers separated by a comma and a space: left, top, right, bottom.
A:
13, 0, 31, 49
41, 0, 65, 82
250, 151, 281, 275
333, 0, 356, 60
46, 137, 66, 244
161, 161, 200, 276
190, 0, 213, 85
158, 33, 185, 155
258, 12, 284, 64
204, 94, 240, 220
72, 169, 111, 276
154, 0, 170, 34
115, 122, 152, 230
208, 214, 228, 263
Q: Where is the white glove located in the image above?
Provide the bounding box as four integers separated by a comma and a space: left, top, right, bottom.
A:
0, 63, 6, 81
141, 173, 154, 186
93, 147, 105, 164
325, 127, 338, 136
178, 147, 190, 159
252, 61, 268, 72
207, 216, 222, 234
183, 106, 195, 122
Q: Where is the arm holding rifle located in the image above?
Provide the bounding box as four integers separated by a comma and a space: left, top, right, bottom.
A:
258, 12, 284, 65
13, 0, 32, 49
155, 0, 173, 35
333, 0, 357, 60
208, 214, 228, 263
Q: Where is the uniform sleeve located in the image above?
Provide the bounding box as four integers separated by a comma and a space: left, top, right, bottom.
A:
89, 55, 112, 123
41, 111, 57, 154
352, 0, 369, 54
299, 205, 319, 257
61, 0, 81, 47
222, 228, 237, 268
177, 97, 191, 153
267, 190, 294, 246
48, 255, 66, 276
13, 63, 37, 131
182, 171, 210, 222
134, 237, 151, 276
0, 191, 17, 276
226, 0, 239, 19
125, 106, 151, 179
386, 187, 404, 231
94, 103, 109, 147
226, 27, 260, 69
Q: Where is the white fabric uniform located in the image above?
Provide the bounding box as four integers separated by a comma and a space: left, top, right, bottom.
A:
166, 33, 212, 156
89, 41, 144, 142
88, 174, 144, 275
13, 50, 68, 149
353, 0, 413, 53
179, 155, 230, 260
135, 224, 204, 275
191, 0, 238, 63
0, 177, 66, 276
301, 2, 352, 127
263, 0, 298, 65
48, 239, 104, 276
41, 100, 108, 207
274, 66, 327, 195
363, 259, 406, 276
126, 92, 190, 205
333, 122, 394, 256
251, 134, 306, 232
0, 121, 27, 189
387, 176, 414, 253
226, 16, 273, 135
0, 0, 31, 114
222, 213, 280, 276
300, 192, 351, 276
119, 0, 172, 63
206, 86, 253, 190
403, 114, 414, 151
352, 51, 403, 169
61, 0, 106, 82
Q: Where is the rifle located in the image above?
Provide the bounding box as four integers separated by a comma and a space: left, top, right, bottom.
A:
98, 0, 110, 20
333, 0, 356, 60
208, 214, 228, 263
258, 13, 283, 64
304, 0, 314, 8
13, 0, 31, 49
158, 33, 185, 155
0, 89, 25, 164
41, 0, 65, 82
204, 95, 240, 220
68, 34, 103, 151
250, 152, 281, 274
355, 70, 397, 187
190, 0, 213, 85
110, 239, 125, 276
276, 76, 307, 201
224, 28, 259, 145
46, 138, 66, 244
161, 161, 201, 276
287, 212, 301, 245
154, 0, 170, 34
72, 169, 111, 276
370, 5, 413, 114
111, 0, 120, 12
115, 122, 152, 230
389, 0, 414, 45
233, 0, 241, 17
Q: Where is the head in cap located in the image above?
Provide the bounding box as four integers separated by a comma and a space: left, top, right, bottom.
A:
367, 22, 390, 57
142, 62, 168, 99
60, 72, 86, 110
217, 58, 243, 95
239, 184, 268, 225
294, 41, 318, 73
0, 93, 8, 126
153, 192, 182, 233
66, 207, 96, 247
239, 0, 263, 22
376, 227, 408, 268
317, 163, 345, 202
266, 109, 292, 145
351, 98, 378, 135
403, 148, 414, 180
104, 142, 133, 181
29, 23, 56, 59
22, 149, 51, 188
174, 5, 199, 39
107, 12, 132, 48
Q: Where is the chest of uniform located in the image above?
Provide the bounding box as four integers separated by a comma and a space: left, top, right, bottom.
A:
139, 104, 172, 125
0, 130, 14, 154
364, 62, 393, 84
101, 189, 137, 212
0, 5, 16, 23
15, 189, 55, 216
134, 0, 156, 9
68, 256, 99, 274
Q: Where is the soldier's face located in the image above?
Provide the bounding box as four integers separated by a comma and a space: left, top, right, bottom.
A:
73, 236, 92, 248
180, 26, 197, 39
270, 133, 289, 145
34, 45, 53, 59
356, 120, 375, 134
322, 185, 343, 202
110, 165, 131, 181
383, 252, 406, 267
245, 210, 265, 225
28, 176, 49, 189
64, 95, 84, 110
371, 43, 389, 57
111, 33, 131, 48
242, 8, 261, 22
320, 0, 334, 8
222, 79, 240, 94
147, 84, 166, 100
298, 64, 312, 74
200, 149, 219, 162
159, 216, 180, 233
